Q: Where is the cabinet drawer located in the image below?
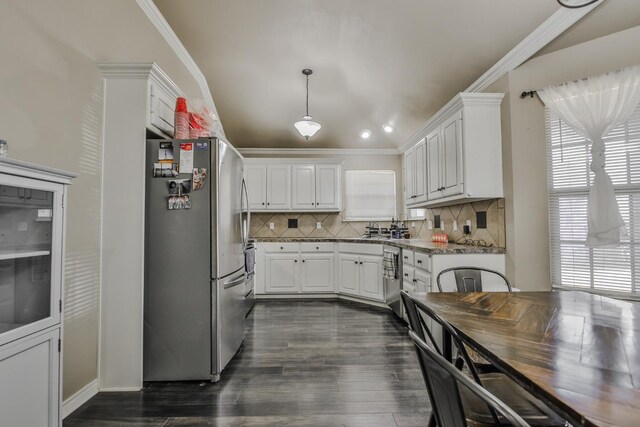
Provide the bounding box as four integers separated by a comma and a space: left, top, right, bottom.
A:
300, 242, 334, 253
402, 250, 414, 266
414, 253, 431, 272
403, 279, 416, 293
263, 243, 299, 253
402, 265, 415, 282
338, 243, 383, 256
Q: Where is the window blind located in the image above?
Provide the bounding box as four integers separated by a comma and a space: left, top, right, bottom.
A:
546, 105, 640, 295
345, 170, 396, 221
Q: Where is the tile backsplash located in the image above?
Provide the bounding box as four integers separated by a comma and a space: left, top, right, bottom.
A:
249, 198, 505, 248
408, 199, 505, 248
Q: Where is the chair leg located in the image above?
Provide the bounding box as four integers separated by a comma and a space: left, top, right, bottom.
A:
428, 413, 437, 427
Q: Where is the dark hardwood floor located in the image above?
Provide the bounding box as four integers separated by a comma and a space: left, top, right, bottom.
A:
65, 299, 431, 426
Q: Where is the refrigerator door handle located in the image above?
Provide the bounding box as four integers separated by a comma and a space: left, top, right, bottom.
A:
241, 178, 251, 248
222, 274, 246, 289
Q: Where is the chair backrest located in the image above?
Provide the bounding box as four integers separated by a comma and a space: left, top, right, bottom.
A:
409, 330, 530, 427
436, 266, 512, 293
401, 290, 441, 354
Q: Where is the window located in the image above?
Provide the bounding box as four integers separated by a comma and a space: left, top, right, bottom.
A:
546, 105, 640, 295
344, 170, 396, 221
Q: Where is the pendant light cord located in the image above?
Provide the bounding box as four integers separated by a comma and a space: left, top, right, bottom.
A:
556, 0, 600, 8
306, 73, 310, 116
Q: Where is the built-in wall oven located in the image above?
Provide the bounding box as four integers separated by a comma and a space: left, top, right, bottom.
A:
244, 241, 255, 317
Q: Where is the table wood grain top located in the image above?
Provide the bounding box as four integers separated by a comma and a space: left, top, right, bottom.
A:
415, 291, 640, 427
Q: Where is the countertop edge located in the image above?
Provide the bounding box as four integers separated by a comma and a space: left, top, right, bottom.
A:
251, 237, 505, 255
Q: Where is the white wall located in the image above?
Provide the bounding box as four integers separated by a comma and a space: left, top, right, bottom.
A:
0, 0, 201, 400
499, 25, 640, 290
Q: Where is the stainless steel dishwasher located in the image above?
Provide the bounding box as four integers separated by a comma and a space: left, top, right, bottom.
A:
383, 246, 402, 317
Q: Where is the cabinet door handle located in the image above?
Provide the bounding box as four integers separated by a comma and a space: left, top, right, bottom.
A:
417, 260, 422, 264
413, 279, 417, 283
404, 273, 409, 277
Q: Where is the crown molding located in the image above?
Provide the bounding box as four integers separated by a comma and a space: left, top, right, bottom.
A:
400, 93, 505, 152
238, 147, 401, 156
97, 62, 183, 98
136, 0, 225, 138
400, 1, 603, 153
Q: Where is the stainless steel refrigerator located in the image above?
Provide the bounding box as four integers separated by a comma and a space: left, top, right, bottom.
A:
143, 138, 249, 382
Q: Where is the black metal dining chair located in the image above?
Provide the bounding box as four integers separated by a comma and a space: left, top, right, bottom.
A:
401, 290, 565, 427
436, 266, 512, 292
409, 330, 530, 427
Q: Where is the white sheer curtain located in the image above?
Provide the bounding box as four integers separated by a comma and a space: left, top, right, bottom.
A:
538, 65, 640, 247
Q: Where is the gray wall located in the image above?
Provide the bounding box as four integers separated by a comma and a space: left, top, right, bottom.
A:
0, 0, 201, 400
496, 25, 640, 290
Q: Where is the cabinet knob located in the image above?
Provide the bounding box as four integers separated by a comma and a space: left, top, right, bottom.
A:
302, 260, 305, 263
316, 247, 319, 250
354, 261, 358, 264
413, 279, 417, 283
262, 202, 265, 205
294, 259, 298, 263
267, 203, 270, 205
359, 261, 363, 265
280, 246, 283, 250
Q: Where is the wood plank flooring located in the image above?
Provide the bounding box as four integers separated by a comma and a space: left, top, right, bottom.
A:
65, 299, 431, 426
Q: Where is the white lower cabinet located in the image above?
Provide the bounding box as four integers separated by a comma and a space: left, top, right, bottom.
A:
0, 327, 60, 427
414, 269, 431, 293
359, 255, 383, 300
265, 253, 299, 293
338, 253, 383, 301
301, 254, 334, 293
338, 254, 360, 296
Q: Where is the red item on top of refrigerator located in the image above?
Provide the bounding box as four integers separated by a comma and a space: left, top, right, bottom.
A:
174, 97, 189, 139
189, 112, 208, 138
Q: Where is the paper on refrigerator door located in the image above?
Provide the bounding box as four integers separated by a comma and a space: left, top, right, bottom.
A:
179, 143, 194, 172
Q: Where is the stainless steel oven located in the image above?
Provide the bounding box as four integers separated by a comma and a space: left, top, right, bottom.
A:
244, 241, 255, 317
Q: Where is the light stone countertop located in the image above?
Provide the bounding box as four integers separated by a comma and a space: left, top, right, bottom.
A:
252, 237, 505, 255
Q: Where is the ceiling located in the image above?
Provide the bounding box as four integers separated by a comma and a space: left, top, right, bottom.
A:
154, 0, 571, 149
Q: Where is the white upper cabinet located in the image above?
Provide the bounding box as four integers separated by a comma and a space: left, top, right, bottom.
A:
315, 164, 340, 210
404, 139, 427, 206
245, 165, 267, 210
292, 165, 316, 210
266, 165, 291, 210
405, 93, 504, 208
246, 160, 341, 212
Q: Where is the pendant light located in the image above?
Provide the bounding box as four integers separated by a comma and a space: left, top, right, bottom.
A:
294, 69, 321, 140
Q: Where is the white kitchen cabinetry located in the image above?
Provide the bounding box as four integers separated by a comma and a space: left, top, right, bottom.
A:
266, 165, 291, 210
265, 253, 299, 293
405, 93, 504, 208
0, 158, 74, 427
147, 76, 178, 138
338, 254, 360, 296
337, 244, 384, 302
300, 254, 334, 293
245, 160, 341, 212
245, 165, 267, 210
404, 139, 427, 205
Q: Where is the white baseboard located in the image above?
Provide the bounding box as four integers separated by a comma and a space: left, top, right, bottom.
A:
98, 386, 142, 392
255, 292, 390, 309
62, 379, 99, 419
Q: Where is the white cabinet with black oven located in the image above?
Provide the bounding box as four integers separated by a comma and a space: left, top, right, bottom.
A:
404, 92, 504, 208
0, 158, 74, 427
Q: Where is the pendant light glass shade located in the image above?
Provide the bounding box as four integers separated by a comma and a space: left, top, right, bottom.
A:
294, 115, 321, 139
294, 69, 321, 140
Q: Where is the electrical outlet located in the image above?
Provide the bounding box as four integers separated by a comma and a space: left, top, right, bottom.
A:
269, 222, 274, 230
440, 220, 445, 230
316, 222, 322, 230
411, 222, 415, 228
466, 220, 472, 227
453, 220, 458, 231
428, 220, 433, 230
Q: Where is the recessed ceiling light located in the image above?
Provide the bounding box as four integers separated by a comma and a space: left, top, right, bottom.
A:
360, 129, 372, 139
383, 124, 394, 133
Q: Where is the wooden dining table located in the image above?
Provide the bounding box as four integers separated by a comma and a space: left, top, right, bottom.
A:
414, 290, 640, 427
